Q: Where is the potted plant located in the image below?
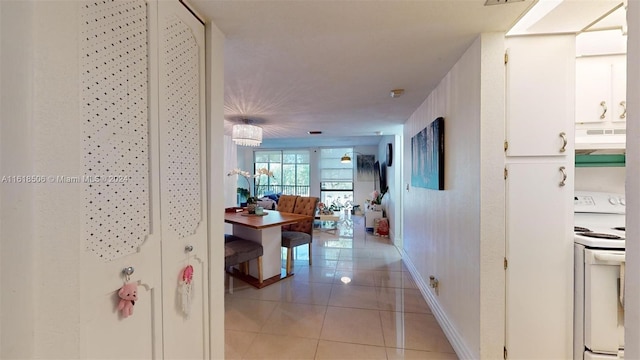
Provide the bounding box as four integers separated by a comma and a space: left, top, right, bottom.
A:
237, 187, 250, 204
228, 169, 258, 213
228, 167, 274, 214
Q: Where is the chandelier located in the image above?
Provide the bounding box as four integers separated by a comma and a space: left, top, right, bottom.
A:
232, 119, 262, 147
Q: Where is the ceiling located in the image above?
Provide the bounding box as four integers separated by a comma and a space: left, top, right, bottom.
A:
188, 0, 536, 148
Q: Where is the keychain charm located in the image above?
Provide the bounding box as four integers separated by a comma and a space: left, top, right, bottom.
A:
117, 282, 138, 318
179, 265, 194, 317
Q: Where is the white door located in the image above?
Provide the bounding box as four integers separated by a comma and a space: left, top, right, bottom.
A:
79, 0, 163, 358
157, 1, 209, 358
78, 1, 208, 358
505, 162, 574, 359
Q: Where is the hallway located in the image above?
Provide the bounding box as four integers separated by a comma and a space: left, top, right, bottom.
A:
225, 215, 457, 359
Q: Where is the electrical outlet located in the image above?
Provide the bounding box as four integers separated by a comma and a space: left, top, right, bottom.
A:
429, 275, 439, 295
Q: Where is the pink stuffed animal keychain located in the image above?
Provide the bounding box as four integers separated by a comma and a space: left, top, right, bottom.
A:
117, 282, 138, 318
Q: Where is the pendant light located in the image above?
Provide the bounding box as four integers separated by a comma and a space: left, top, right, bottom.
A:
232, 119, 262, 147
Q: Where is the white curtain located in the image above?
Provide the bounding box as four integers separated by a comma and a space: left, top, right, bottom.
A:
224, 135, 238, 208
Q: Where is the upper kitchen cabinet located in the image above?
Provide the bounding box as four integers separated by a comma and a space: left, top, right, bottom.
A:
574, 6, 627, 152
505, 35, 575, 157
575, 55, 626, 125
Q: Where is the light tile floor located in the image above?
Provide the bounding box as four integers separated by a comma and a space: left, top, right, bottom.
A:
225, 215, 458, 360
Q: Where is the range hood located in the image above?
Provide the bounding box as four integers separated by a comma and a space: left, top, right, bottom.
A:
575, 127, 626, 154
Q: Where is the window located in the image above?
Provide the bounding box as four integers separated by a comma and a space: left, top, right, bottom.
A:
254, 150, 309, 197
319, 148, 353, 210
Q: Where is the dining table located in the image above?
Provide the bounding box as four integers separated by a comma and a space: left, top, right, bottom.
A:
224, 209, 313, 287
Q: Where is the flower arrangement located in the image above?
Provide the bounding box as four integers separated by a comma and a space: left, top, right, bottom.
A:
254, 167, 274, 194
227, 167, 275, 204
227, 168, 257, 204
317, 202, 334, 215
369, 186, 388, 205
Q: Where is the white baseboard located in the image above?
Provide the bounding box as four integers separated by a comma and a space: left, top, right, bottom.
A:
398, 246, 475, 359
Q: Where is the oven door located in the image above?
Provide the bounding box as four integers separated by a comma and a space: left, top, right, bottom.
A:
584, 249, 625, 355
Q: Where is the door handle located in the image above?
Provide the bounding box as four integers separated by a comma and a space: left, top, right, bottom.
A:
559, 132, 567, 153
619, 101, 626, 119
600, 101, 607, 119
594, 253, 625, 263
559, 166, 567, 187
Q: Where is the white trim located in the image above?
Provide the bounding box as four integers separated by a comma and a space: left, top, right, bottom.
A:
399, 246, 475, 360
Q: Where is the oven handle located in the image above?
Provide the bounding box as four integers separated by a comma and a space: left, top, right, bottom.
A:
594, 252, 626, 264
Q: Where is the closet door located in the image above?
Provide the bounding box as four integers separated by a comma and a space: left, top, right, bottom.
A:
79, 1, 163, 358
157, 1, 209, 358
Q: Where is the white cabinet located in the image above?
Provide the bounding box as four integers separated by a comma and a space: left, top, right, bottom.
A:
365, 209, 383, 229
575, 55, 627, 125
506, 36, 574, 157
505, 162, 574, 359
504, 34, 575, 359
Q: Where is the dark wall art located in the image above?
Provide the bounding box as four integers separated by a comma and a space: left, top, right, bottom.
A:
411, 117, 445, 190
356, 154, 375, 181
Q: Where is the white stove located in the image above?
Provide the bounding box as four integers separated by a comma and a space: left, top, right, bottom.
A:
574, 191, 626, 360
574, 191, 626, 249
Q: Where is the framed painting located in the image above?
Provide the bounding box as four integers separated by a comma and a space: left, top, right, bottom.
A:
411, 117, 445, 190
356, 154, 375, 181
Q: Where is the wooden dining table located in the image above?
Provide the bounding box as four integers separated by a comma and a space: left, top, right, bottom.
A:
224, 210, 313, 287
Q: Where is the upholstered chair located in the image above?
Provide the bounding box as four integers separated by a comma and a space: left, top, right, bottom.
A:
281, 196, 319, 275
276, 195, 299, 231
224, 234, 264, 284
277, 195, 298, 213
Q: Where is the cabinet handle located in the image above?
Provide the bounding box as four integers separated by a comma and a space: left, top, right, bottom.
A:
619, 101, 626, 119
600, 101, 607, 119
559, 132, 567, 153
559, 166, 567, 187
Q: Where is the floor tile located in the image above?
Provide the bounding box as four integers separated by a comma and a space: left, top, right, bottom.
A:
311, 247, 342, 260
242, 333, 318, 360
260, 302, 327, 338
280, 281, 333, 305
328, 284, 379, 310
373, 270, 418, 289
380, 311, 455, 353
333, 269, 377, 287
292, 266, 337, 285
224, 215, 458, 359
224, 329, 257, 360
224, 298, 278, 332
376, 287, 432, 313
320, 306, 385, 346
315, 340, 387, 359
386, 347, 459, 359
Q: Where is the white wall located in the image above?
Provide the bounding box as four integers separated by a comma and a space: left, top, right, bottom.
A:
401, 33, 505, 359
625, 0, 639, 357
0, 2, 85, 357
206, 19, 226, 360
575, 167, 626, 194
0, 1, 37, 357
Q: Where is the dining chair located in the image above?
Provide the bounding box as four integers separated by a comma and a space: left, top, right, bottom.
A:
276, 195, 299, 231
224, 234, 264, 284
281, 196, 319, 275
276, 195, 298, 213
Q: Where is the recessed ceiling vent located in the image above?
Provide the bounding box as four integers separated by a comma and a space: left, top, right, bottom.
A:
485, 0, 525, 6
